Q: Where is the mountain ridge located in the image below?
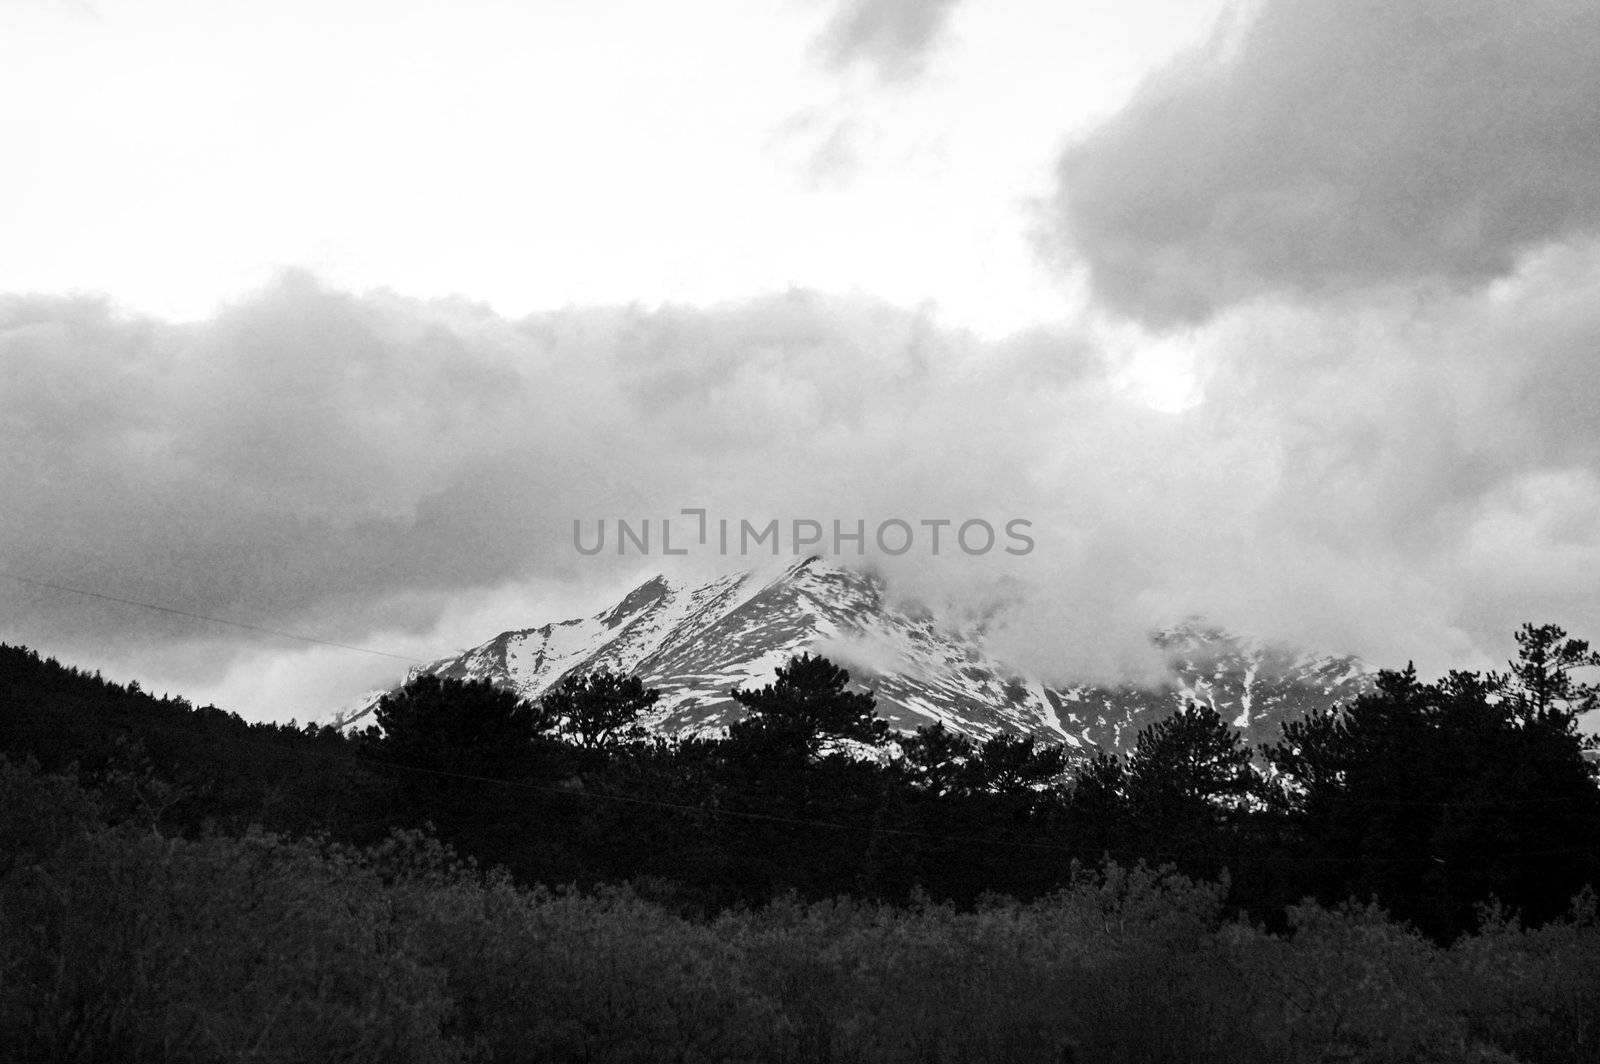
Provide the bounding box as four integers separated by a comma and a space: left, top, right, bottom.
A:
341, 557, 1374, 754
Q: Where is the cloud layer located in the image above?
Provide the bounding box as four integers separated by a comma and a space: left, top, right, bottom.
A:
4, 258, 1599, 718
4, 0, 1596, 725
1052, 0, 1600, 325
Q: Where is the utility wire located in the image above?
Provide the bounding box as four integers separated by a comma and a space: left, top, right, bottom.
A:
0, 570, 424, 664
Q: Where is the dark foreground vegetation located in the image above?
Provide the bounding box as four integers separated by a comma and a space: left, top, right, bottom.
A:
1, 624, 1598, 1062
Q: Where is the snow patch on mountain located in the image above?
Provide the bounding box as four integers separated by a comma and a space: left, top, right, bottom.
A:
344, 558, 1374, 754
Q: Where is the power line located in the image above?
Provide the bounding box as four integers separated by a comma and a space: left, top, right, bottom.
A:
0, 570, 424, 664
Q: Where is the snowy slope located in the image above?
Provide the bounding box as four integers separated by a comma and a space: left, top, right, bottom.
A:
344, 557, 1372, 755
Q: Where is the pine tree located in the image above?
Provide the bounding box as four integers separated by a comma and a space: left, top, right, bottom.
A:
367, 673, 550, 776
1125, 702, 1255, 817
1265, 625, 1600, 939
541, 669, 659, 750
1119, 702, 1255, 878
964, 733, 1069, 797
728, 654, 889, 760
898, 722, 976, 797
1498, 623, 1600, 729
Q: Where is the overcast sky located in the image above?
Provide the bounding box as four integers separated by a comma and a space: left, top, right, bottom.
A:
2, 0, 1598, 720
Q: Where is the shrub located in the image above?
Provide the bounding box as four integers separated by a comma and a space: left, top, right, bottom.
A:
0, 825, 459, 1063
1453, 891, 1600, 1064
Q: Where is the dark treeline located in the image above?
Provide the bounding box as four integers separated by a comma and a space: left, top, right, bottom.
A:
2, 624, 1598, 940
3, 624, 1600, 1061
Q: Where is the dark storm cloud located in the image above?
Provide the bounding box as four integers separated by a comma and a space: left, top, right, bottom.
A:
0, 274, 1089, 670
1051, 0, 1600, 326
0, 275, 550, 646
814, 0, 963, 82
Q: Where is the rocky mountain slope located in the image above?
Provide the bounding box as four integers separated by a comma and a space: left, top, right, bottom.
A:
345, 557, 1373, 755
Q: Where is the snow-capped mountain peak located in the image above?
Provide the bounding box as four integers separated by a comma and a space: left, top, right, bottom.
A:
346, 558, 1373, 754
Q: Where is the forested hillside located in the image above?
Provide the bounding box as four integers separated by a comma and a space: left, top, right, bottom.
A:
2, 626, 1598, 1061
